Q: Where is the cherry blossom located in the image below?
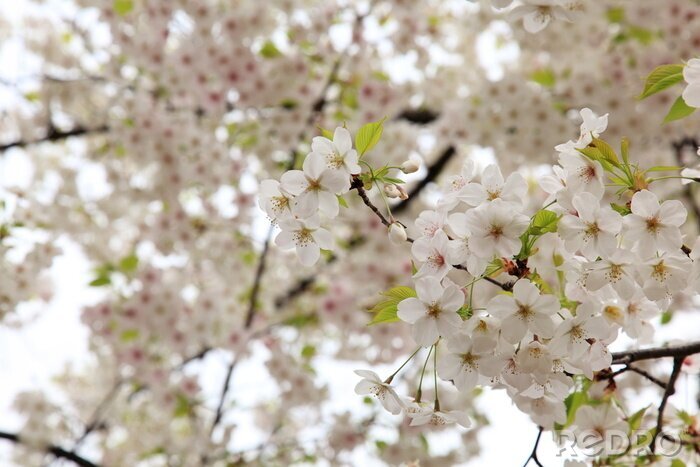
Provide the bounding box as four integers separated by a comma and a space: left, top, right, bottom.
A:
397, 277, 464, 346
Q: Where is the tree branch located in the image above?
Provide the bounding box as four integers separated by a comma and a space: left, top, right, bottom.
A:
611, 341, 700, 365
393, 145, 456, 214
0, 125, 109, 152
521, 426, 544, 467
0, 431, 100, 467
650, 356, 684, 454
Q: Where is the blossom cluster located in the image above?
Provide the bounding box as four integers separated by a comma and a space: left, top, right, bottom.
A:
266, 112, 700, 438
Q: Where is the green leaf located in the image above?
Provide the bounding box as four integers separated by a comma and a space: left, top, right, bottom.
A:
301, 344, 316, 359
119, 254, 139, 273
530, 68, 556, 88
606, 7, 625, 23
368, 286, 417, 325
638, 64, 684, 99
113, 0, 134, 15
620, 137, 630, 165
671, 460, 687, 467
627, 406, 648, 432
660, 310, 673, 325
89, 275, 111, 287
337, 195, 348, 208
663, 95, 696, 123
259, 40, 282, 58
591, 138, 621, 167
120, 329, 140, 343
530, 209, 559, 234
355, 119, 386, 156
611, 203, 632, 216
484, 258, 503, 277
317, 126, 334, 139
645, 165, 681, 172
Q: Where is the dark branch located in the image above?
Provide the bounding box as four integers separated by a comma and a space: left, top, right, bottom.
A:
0, 431, 100, 467
521, 426, 544, 467
611, 341, 700, 365
650, 357, 684, 454
0, 125, 109, 152
395, 108, 440, 125
393, 145, 456, 214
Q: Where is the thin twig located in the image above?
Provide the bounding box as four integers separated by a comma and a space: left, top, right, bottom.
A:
0, 125, 109, 152
521, 426, 544, 467
611, 341, 700, 365
0, 431, 99, 467
650, 357, 684, 454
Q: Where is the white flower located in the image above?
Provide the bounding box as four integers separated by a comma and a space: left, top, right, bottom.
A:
445, 212, 488, 276
310, 127, 361, 175
437, 335, 505, 391
623, 189, 686, 254
639, 251, 691, 301
512, 392, 567, 428
550, 306, 609, 358
515, 340, 553, 376
280, 152, 350, 217
275, 215, 334, 266
556, 151, 605, 199
412, 229, 452, 279
622, 292, 660, 342
576, 107, 608, 148
258, 179, 313, 222
415, 209, 447, 239
510, 1, 584, 34
388, 222, 407, 245
458, 164, 528, 207
583, 249, 638, 300
397, 276, 464, 346
573, 405, 627, 455
438, 159, 477, 210
682, 58, 700, 108
354, 370, 404, 415
463, 199, 529, 259
558, 192, 622, 260
406, 405, 471, 428
487, 279, 559, 344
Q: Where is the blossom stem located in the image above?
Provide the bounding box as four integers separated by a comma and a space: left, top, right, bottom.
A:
433, 342, 440, 412
416, 345, 434, 403
385, 347, 422, 384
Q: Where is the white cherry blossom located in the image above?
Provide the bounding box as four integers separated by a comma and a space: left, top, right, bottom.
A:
463, 199, 529, 260
275, 215, 334, 266
397, 276, 464, 346
623, 189, 686, 254
487, 279, 559, 344
353, 370, 404, 415
310, 127, 361, 175
558, 192, 622, 260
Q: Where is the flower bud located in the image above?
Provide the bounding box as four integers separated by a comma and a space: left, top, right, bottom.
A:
396, 185, 409, 200
401, 158, 420, 174
384, 184, 401, 198
388, 222, 407, 244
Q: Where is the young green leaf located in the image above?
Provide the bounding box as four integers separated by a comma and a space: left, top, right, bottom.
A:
259, 41, 282, 58
591, 138, 621, 167
368, 286, 417, 325
638, 64, 684, 99
355, 119, 386, 156
113, 0, 134, 15
663, 95, 696, 123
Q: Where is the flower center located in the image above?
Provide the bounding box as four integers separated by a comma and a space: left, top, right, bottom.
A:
646, 216, 660, 234
427, 303, 442, 318
652, 261, 668, 281
326, 152, 344, 169
293, 228, 314, 246
516, 303, 534, 321
489, 224, 504, 239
